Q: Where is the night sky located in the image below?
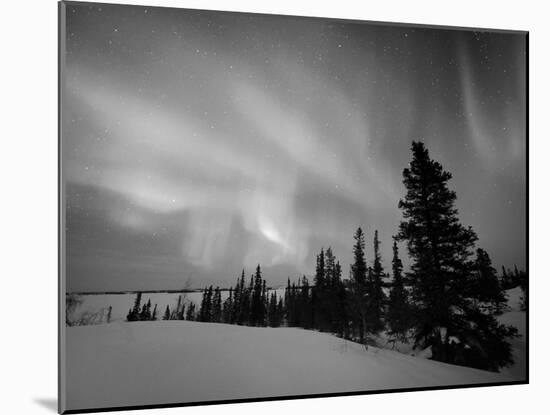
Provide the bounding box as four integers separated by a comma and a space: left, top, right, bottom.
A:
62, 2, 527, 292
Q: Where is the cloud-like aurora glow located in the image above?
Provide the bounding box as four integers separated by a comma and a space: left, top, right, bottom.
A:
63, 4, 526, 292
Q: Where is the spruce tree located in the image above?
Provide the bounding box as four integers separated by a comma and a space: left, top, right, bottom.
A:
205, 286, 213, 322
126, 308, 133, 322
212, 287, 222, 323
285, 278, 296, 326
199, 287, 214, 322
365, 230, 386, 333
127, 292, 142, 321
145, 299, 152, 320
315, 249, 326, 287
313, 248, 331, 331
396, 141, 516, 370
299, 276, 312, 329
277, 297, 284, 327
222, 287, 234, 323
350, 227, 368, 344
133, 292, 142, 314
262, 280, 268, 325
268, 291, 279, 327
163, 305, 171, 320
387, 240, 410, 342
241, 276, 253, 325
186, 303, 196, 321
235, 270, 246, 325
332, 260, 348, 338
174, 295, 182, 320
250, 266, 263, 326
139, 300, 152, 321
324, 247, 337, 332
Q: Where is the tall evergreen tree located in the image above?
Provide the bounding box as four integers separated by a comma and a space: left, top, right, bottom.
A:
186, 302, 196, 321
315, 249, 326, 287
127, 292, 143, 321
250, 265, 264, 326
173, 295, 183, 320
365, 230, 386, 333
396, 141, 516, 370
333, 260, 348, 338
139, 304, 148, 321
299, 276, 313, 329
173, 295, 185, 320
163, 305, 171, 320
349, 227, 368, 344
285, 278, 298, 327
277, 297, 284, 327
107, 305, 112, 323
313, 248, 332, 331
268, 291, 280, 327
387, 240, 410, 341
199, 286, 213, 322
212, 287, 222, 323
235, 270, 247, 325
146, 299, 152, 320
222, 287, 234, 323
133, 292, 142, 315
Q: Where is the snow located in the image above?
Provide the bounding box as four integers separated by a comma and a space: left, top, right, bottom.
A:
65, 321, 511, 411
64, 286, 527, 411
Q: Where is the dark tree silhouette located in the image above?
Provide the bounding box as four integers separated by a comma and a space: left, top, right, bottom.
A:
396, 141, 516, 370
349, 227, 368, 344
186, 302, 196, 321
163, 305, 171, 320
222, 287, 234, 323
387, 240, 410, 342
106, 305, 112, 323
126, 292, 143, 321
212, 287, 222, 323
470, 248, 507, 313
199, 286, 214, 322
365, 230, 386, 333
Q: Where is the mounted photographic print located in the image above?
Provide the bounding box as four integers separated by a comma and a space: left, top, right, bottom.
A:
59, 1, 528, 413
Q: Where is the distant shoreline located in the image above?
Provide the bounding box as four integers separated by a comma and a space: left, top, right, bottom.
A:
67, 289, 210, 296
67, 287, 285, 296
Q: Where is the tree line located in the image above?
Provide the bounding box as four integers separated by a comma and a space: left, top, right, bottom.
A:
124, 141, 527, 373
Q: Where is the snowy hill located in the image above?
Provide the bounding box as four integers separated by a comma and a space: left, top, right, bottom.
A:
65, 321, 512, 411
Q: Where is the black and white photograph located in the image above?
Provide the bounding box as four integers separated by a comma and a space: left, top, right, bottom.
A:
59, 1, 527, 413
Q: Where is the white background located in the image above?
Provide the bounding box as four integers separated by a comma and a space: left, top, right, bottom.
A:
1, 0, 545, 414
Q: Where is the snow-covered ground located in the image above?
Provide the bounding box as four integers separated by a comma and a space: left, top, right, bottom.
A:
65, 321, 511, 411
63, 287, 526, 412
